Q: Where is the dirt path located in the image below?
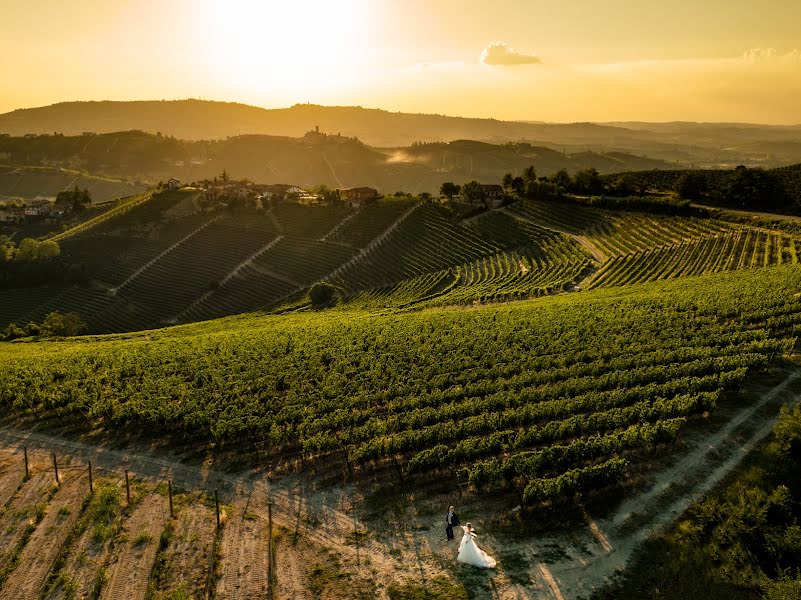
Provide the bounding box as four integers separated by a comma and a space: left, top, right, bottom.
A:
273, 533, 313, 600
0, 471, 54, 569
101, 493, 169, 600
543, 368, 801, 599
3, 472, 87, 599
155, 499, 217, 599
0, 449, 24, 507
216, 485, 270, 599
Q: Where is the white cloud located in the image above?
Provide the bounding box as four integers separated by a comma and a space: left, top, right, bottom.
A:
741, 47, 801, 64
480, 41, 541, 66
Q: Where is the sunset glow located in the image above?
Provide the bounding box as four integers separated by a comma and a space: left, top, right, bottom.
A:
2, 0, 801, 122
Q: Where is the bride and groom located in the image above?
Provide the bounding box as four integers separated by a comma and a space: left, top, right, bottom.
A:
446, 505, 496, 568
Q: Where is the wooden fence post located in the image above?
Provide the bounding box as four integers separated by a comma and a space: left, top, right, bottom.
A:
23, 447, 29, 480
125, 469, 131, 506
168, 480, 174, 519
353, 497, 360, 567
88, 461, 93, 495
53, 452, 59, 485
268, 501, 273, 600
215, 489, 220, 528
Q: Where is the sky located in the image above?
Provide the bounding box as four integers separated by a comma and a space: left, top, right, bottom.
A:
2, 0, 801, 123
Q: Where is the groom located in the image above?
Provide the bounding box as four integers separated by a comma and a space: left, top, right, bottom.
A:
446, 505, 460, 541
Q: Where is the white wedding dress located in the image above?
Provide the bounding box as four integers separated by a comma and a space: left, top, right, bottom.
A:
457, 526, 497, 568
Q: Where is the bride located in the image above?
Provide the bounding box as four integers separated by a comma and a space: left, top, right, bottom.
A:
457, 523, 497, 568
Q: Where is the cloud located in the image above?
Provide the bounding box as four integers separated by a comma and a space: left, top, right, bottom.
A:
741, 47, 801, 64
480, 41, 541, 66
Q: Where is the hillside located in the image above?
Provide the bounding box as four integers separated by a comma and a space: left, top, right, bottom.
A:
0, 130, 672, 193
3, 100, 801, 167
3, 190, 801, 598
3, 185, 801, 336
0, 165, 146, 202
1, 264, 800, 599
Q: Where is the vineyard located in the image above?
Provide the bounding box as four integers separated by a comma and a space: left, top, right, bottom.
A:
2, 265, 801, 509
0, 444, 376, 600
6, 182, 801, 333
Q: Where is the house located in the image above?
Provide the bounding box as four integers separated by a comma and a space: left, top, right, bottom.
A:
479, 184, 505, 208
165, 178, 182, 190
339, 187, 378, 206
24, 197, 52, 217
256, 184, 305, 199
0, 206, 25, 223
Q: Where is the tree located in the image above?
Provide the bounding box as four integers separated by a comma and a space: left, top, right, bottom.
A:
551, 169, 571, 191
724, 166, 783, 209
459, 180, 486, 207
42, 311, 86, 337
37, 240, 60, 261
572, 168, 604, 195
511, 176, 525, 197
522, 166, 537, 185
440, 182, 460, 200
221, 169, 230, 183
13, 238, 39, 263
2, 322, 26, 341
309, 282, 339, 308
675, 172, 707, 201
55, 187, 91, 212
502, 173, 514, 191
0, 235, 14, 262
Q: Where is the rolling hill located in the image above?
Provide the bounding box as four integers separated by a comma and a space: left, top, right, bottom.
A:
0, 130, 672, 193
3, 100, 801, 167
0, 165, 147, 203
3, 185, 801, 335
3, 183, 801, 600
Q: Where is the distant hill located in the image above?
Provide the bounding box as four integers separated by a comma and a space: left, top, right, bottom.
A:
0, 165, 146, 203
0, 130, 672, 193
2, 100, 801, 167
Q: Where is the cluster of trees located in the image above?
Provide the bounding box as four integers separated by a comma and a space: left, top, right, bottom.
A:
0, 236, 60, 263
440, 166, 631, 206
55, 187, 92, 212
2, 311, 86, 341
675, 165, 786, 208
0, 236, 71, 289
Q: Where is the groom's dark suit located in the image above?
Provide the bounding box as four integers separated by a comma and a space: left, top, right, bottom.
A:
446, 510, 461, 540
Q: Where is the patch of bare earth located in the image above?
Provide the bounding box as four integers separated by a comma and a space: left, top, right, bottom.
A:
45, 477, 122, 600
152, 495, 216, 599
3, 472, 88, 599
216, 486, 270, 599
101, 492, 169, 600
0, 449, 24, 506
0, 470, 55, 567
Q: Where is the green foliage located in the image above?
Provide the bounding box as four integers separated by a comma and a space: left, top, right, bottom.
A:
594, 390, 801, 599
55, 186, 92, 212
88, 485, 123, 546
2, 236, 61, 263
0, 266, 799, 505
42, 311, 87, 337
676, 171, 708, 200
439, 181, 460, 199
459, 180, 486, 206
388, 578, 469, 600
309, 282, 339, 308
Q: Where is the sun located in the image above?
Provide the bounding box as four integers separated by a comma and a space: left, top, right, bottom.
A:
196, 0, 372, 97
